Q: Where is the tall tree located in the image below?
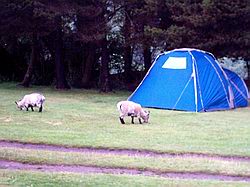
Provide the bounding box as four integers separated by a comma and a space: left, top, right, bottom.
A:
165, 0, 249, 58
165, 0, 250, 81
0, 0, 73, 88
20, 33, 39, 87
79, 43, 96, 88
122, 0, 167, 75
123, 4, 133, 84
54, 19, 70, 89
0, 0, 249, 88
99, 38, 112, 92
70, 0, 110, 90
0, 1, 45, 87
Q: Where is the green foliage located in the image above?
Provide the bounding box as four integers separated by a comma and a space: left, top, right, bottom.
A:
0, 0, 249, 87
164, 0, 250, 57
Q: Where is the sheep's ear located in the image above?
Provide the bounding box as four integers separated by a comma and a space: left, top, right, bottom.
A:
148, 111, 150, 114
15, 101, 18, 105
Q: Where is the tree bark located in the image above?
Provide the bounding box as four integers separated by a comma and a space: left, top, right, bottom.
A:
247, 62, 250, 80
81, 43, 95, 88
246, 61, 250, 89
99, 38, 111, 92
123, 9, 133, 84
54, 27, 70, 89
143, 44, 151, 74
19, 33, 38, 87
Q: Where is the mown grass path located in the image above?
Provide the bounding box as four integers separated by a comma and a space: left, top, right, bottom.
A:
1, 140, 250, 182
1, 160, 250, 182
1, 140, 250, 162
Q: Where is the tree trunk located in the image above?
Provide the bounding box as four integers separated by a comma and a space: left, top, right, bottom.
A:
99, 38, 111, 92
54, 27, 70, 89
247, 62, 250, 80
143, 45, 151, 74
246, 61, 250, 89
81, 43, 95, 88
123, 10, 133, 84
19, 33, 38, 87
124, 46, 133, 83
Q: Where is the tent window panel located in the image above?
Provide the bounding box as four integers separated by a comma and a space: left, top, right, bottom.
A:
162, 57, 187, 69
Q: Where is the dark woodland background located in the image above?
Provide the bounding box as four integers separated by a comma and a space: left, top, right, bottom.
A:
0, 0, 249, 92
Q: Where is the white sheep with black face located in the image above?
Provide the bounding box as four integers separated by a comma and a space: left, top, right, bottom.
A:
117, 100, 150, 124
15, 93, 45, 112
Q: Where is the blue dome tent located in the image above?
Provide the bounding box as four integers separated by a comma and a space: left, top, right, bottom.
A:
128, 48, 249, 112
222, 68, 249, 108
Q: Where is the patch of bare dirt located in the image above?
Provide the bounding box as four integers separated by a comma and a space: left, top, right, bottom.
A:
0, 140, 250, 162
0, 160, 250, 182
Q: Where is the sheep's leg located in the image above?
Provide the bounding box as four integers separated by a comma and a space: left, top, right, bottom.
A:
39, 105, 43, 112
26, 107, 29, 111
139, 118, 142, 124
119, 117, 125, 124
131, 116, 134, 124
31, 106, 34, 111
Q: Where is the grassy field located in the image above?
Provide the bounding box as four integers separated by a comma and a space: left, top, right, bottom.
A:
1, 170, 249, 187
0, 82, 250, 186
1, 170, 250, 187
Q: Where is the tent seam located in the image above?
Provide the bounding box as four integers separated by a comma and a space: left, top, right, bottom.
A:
229, 80, 249, 100
204, 56, 232, 108
189, 51, 204, 112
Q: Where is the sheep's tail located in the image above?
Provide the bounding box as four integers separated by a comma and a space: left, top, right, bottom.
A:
117, 102, 123, 111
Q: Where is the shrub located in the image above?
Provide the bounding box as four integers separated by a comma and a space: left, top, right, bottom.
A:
218, 57, 248, 79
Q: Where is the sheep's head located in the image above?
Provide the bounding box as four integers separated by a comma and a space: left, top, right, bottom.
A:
142, 110, 150, 123
15, 101, 23, 110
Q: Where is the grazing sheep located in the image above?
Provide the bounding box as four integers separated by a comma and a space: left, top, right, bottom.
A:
15, 93, 45, 112
117, 100, 150, 124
